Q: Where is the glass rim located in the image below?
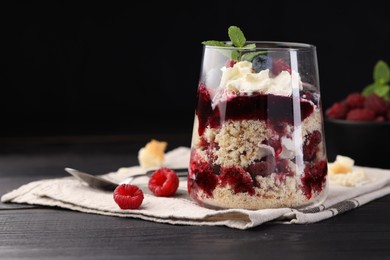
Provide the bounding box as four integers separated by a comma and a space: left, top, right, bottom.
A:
204, 41, 316, 51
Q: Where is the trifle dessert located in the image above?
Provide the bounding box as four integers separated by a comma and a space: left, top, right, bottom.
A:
188, 27, 328, 210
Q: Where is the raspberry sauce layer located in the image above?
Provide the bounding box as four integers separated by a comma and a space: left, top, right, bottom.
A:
196, 84, 314, 135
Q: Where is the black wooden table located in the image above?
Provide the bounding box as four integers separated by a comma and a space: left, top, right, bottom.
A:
1, 134, 390, 259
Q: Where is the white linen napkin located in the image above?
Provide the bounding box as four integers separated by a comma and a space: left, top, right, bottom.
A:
2, 147, 390, 230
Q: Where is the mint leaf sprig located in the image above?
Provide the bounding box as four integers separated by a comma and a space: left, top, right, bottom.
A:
202, 26, 258, 61
362, 60, 390, 101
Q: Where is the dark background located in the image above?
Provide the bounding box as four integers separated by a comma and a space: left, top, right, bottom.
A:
3, 0, 390, 138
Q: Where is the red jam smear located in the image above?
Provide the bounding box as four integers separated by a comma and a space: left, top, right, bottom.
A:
195, 83, 314, 135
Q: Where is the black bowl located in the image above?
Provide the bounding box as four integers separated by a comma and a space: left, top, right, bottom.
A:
324, 118, 390, 169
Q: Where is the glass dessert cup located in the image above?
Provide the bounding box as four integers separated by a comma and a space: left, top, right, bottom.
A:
188, 42, 329, 210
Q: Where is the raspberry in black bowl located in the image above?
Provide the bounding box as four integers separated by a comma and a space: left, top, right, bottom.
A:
324, 60, 390, 169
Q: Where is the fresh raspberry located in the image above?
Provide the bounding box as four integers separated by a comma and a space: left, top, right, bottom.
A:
113, 184, 144, 210
364, 93, 389, 116
387, 109, 390, 121
325, 102, 349, 119
346, 92, 365, 108
303, 130, 322, 161
271, 59, 291, 75
148, 167, 179, 197
346, 108, 375, 121
225, 59, 237, 68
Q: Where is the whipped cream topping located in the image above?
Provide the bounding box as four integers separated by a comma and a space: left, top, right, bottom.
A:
219, 61, 302, 96
279, 136, 295, 160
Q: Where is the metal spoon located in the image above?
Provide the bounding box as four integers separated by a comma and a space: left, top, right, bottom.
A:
65, 167, 188, 191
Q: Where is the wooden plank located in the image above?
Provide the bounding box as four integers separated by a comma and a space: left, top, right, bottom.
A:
1, 199, 390, 259
1, 141, 390, 259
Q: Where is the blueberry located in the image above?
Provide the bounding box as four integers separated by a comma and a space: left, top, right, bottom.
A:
252, 55, 273, 73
